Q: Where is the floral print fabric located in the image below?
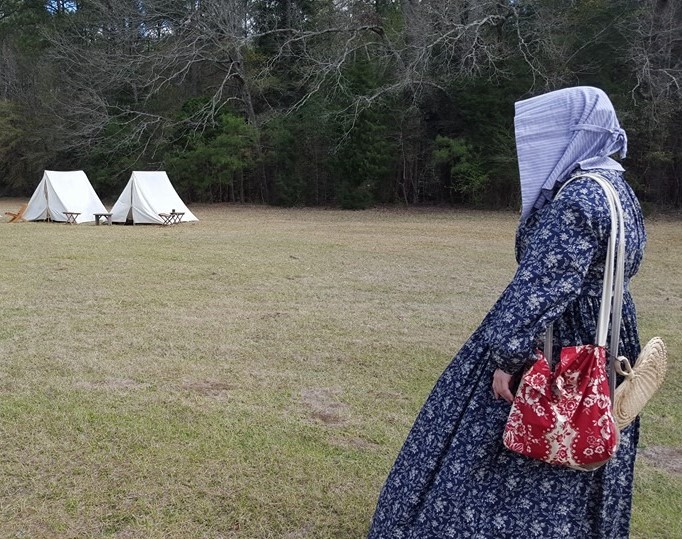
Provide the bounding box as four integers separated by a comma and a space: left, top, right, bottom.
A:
367, 169, 646, 539
503, 344, 618, 469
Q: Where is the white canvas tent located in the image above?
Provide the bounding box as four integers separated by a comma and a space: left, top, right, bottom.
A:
110, 171, 198, 224
23, 170, 107, 223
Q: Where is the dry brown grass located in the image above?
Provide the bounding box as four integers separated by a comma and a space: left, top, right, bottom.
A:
0, 200, 680, 538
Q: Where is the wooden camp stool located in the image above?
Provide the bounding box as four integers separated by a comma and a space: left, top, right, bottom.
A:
94, 212, 113, 225
4, 203, 27, 223
159, 211, 184, 225
63, 211, 81, 224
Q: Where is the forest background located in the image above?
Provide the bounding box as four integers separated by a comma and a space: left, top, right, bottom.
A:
0, 0, 680, 210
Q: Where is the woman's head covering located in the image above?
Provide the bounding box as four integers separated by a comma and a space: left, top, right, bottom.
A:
514, 86, 627, 221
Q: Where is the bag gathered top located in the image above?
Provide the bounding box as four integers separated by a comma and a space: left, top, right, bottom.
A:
503, 173, 667, 471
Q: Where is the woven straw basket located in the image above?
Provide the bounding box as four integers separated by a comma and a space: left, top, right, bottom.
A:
613, 337, 668, 430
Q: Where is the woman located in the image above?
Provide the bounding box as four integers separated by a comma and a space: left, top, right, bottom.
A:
367, 87, 646, 539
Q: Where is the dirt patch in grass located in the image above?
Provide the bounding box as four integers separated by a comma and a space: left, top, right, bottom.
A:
300, 388, 350, 426
369, 389, 408, 402
283, 523, 314, 538
329, 435, 381, 451
639, 445, 682, 476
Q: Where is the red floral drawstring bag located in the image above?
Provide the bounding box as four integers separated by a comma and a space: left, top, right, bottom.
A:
503, 174, 624, 471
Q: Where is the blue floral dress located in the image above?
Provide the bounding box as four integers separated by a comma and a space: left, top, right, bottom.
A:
367, 169, 647, 539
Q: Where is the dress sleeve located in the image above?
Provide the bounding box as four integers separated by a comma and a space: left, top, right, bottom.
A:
484, 179, 610, 374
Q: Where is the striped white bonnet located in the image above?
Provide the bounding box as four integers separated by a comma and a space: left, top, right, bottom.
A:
515, 86, 627, 221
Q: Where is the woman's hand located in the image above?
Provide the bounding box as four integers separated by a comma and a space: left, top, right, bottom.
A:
492, 369, 515, 403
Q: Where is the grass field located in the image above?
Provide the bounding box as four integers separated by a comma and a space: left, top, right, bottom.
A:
0, 200, 680, 538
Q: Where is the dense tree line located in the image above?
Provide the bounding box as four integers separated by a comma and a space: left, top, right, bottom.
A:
0, 0, 680, 209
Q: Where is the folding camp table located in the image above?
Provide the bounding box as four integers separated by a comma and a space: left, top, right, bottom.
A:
159, 211, 184, 225
94, 212, 113, 225
63, 211, 81, 224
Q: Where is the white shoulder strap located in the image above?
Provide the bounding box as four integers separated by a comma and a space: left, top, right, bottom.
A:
546, 173, 625, 398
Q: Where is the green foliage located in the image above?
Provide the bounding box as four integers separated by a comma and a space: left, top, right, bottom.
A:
264, 121, 310, 207
0, 99, 21, 159
165, 112, 258, 203
0, 0, 52, 52
0, 99, 24, 194
434, 136, 489, 206
0, 0, 680, 209
446, 81, 522, 208
334, 111, 395, 209
0, 99, 50, 195
260, 99, 333, 207
331, 59, 396, 209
